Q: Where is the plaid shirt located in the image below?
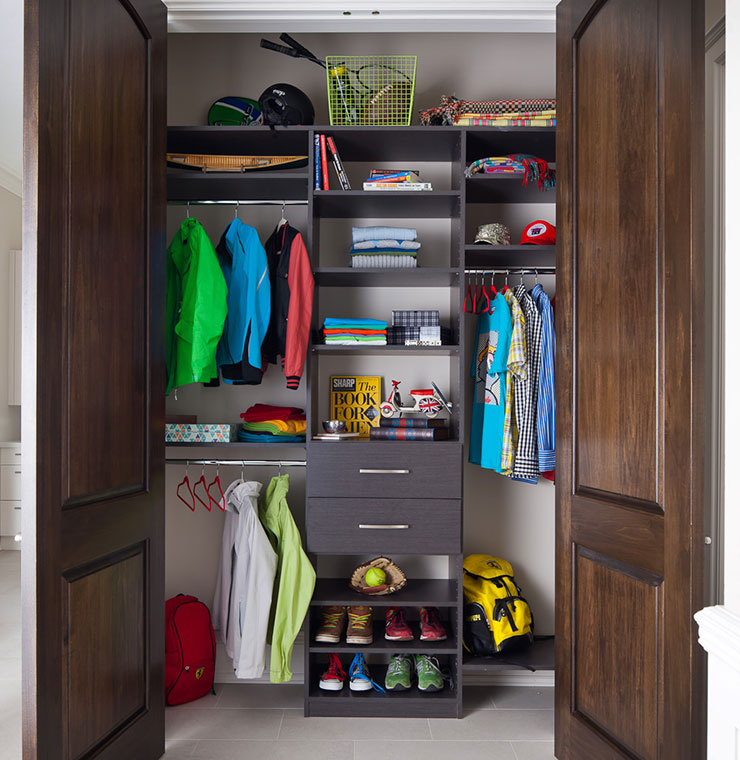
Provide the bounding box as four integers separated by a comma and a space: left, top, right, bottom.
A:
391, 310, 440, 327
510, 286, 543, 482
501, 290, 527, 474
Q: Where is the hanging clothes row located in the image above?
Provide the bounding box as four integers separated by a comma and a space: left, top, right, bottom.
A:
212, 472, 315, 683
165, 203, 314, 394
468, 271, 555, 483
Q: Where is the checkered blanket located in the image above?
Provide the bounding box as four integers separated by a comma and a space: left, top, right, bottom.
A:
419, 95, 557, 126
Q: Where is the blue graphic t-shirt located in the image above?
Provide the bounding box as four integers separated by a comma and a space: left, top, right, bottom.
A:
469, 292, 512, 471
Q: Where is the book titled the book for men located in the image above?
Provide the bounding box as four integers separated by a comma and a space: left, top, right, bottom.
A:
329, 376, 381, 437
379, 417, 447, 428
369, 426, 449, 441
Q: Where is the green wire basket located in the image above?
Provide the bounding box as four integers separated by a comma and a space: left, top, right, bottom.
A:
325, 55, 418, 126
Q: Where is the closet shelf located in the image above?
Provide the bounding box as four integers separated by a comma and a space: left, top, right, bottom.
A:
464, 245, 556, 269
462, 637, 554, 673
167, 170, 309, 201
312, 345, 459, 356
165, 442, 306, 449
313, 268, 460, 287
313, 191, 461, 219
465, 175, 556, 204
311, 578, 458, 608
309, 622, 457, 654
167, 125, 310, 155
308, 668, 457, 702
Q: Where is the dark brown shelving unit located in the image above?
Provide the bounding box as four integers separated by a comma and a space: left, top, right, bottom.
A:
462, 637, 555, 672
165, 123, 555, 721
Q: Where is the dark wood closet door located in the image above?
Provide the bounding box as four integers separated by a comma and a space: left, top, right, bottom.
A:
555, 1, 705, 759
22, 1, 166, 758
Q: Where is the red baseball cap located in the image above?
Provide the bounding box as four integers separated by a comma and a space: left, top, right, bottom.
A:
520, 220, 556, 245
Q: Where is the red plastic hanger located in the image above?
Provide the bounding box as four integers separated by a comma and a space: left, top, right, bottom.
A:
207, 464, 226, 512
474, 281, 490, 314
464, 281, 474, 313
176, 463, 196, 511
192, 464, 212, 512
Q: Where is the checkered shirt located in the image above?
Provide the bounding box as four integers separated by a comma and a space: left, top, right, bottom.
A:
510, 286, 543, 481
391, 310, 440, 327
501, 290, 527, 474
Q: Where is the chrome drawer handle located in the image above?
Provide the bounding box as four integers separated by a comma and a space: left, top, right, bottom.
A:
13, 507, 21, 511
358, 468, 410, 474
14, 471, 21, 474
358, 524, 409, 530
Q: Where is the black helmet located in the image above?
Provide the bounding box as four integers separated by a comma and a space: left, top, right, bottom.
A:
258, 84, 315, 126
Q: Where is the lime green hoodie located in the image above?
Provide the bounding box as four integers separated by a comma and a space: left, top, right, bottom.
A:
166, 219, 228, 394
259, 474, 316, 683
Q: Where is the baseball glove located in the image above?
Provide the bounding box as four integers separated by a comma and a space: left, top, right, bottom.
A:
349, 556, 407, 596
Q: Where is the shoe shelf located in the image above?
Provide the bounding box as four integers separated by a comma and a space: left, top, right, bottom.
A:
310, 579, 459, 608
308, 621, 457, 655
462, 637, 555, 672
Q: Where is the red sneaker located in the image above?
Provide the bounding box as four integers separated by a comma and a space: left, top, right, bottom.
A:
419, 606, 447, 641
319, 653, 347, 691
385, 607, 414, 641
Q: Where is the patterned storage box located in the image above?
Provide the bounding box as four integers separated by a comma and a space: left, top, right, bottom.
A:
165, 424, 234, 444
391, 310, 440, 327
387, 326, 453, 345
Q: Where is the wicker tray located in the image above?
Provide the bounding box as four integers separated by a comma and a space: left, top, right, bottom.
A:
167, 153, 308, 172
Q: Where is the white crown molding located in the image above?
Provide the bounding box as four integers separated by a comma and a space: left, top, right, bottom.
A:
695, 605, 740, 671
0, 160, 21, 198
164, 1, 558, 34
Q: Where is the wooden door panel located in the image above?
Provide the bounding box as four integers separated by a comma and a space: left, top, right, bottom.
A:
574, 0, 660, 508
573, 547, 663, 760
67, 0, 149, 504
556, 0, 704, 758
63, 547, 146, 759
24, 0, 166, 758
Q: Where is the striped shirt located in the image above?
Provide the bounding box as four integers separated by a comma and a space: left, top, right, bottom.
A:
511, 286, 543, 482
531, 284, 555, 471
501, 289, 527, 474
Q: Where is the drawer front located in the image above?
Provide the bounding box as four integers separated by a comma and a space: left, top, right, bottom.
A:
0, 448, 21, 466
0, 501, 21, 536
307, 442, 462, 499
307, 498, 461, 554
0, 465, 21, 500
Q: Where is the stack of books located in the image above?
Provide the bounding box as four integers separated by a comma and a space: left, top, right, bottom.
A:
369, 418, 449, 441
315, 133, 351, 190
363, 169, 432, 192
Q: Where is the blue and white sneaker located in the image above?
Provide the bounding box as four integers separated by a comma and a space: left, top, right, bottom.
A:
348, 653, 385, 693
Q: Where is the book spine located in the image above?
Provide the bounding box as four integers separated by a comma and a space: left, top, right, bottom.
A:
327, 136, 351, 190
319, 134, 329, 191
379, 418, 443, 428
369, 427, 449, 440
363, 182, 433, 191
365, 172, 414, 182
313, 134, 321, 190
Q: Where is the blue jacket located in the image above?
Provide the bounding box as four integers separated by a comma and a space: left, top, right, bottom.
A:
216, 219, 271, 371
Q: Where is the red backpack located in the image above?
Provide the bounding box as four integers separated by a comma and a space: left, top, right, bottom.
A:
165, 595, 216, 706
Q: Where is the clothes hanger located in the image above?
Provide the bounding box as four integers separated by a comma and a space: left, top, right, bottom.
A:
502, 270, 510, 293
207, 462, 226, 512
192, 463, 212, 512
464, 274, 474, 314
176, 461, 196, 512
278, 200, 288, 228
234, 200, 240, 220
488, 271, 497, 313
186, 201, 190, 219
474, 273, 490, 314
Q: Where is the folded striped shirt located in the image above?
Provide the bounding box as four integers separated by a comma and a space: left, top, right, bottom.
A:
352, 226, 417, 244
325, 336, 387, 344
323, 317, 388, 329
352, 239, 422, 250
350, 255, 418, 269
350, 247, 418, 256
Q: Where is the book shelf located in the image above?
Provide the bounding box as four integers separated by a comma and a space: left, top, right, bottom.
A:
166, 123, 556, 718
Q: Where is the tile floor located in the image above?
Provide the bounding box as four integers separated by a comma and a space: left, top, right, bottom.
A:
0, 550, 555, 760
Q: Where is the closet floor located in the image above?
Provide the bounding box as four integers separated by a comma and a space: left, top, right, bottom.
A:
164, 684, 555, 760
0, 550, 21, 760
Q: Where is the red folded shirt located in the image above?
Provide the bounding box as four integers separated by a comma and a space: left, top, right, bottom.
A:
240, 404, 306, 423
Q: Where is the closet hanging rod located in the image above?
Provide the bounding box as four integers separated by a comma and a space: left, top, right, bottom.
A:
168, 200, 308, 206
464, 268, 556, 274
166, 458, 307, 467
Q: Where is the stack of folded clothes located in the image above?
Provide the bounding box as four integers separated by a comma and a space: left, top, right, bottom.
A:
323, 317, 388, 346
465, 155, 555, 191
349, 226, 420, 269
420, 95, 556, 127
237, 403, 306, 443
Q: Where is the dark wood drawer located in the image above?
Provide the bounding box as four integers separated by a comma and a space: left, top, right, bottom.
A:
306, 441, 462, 499
307, 498, 461, 554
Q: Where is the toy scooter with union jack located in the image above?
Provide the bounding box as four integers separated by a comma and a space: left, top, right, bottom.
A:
379, 380, 453, 419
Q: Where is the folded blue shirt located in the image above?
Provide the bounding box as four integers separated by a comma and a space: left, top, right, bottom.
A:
323, 317, 388, 329
352, 226, 417, 244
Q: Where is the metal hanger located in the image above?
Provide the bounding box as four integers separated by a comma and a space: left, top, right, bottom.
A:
234, 200, 240, 219
186, 201, 190, 219
278, 200, 288, 228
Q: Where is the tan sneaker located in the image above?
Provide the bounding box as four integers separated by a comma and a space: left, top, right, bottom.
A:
315, 606, 347, 644
346, 606, 373, 645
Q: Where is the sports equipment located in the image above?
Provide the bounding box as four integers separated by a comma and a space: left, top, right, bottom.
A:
385, 654, 413, 691
350, 556, 407, 596
365, 567, 386, 587
258, 83, 315, 126
414, 654, 444, 693
208, 96, 262, 126
319, 654, 347, 691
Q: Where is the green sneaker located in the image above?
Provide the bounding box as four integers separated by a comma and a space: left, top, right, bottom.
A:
385, 654, 413, 691
414, 654, 444, 692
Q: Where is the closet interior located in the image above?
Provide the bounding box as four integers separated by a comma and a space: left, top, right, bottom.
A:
165, 32, 556, 720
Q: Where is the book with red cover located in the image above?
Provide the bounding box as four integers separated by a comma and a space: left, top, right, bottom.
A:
319, 134, 329, 190
326, 136, 351, 190
370, 427, 449, 441
379, 417, 447, 428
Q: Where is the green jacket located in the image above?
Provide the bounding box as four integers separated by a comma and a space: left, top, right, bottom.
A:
259, 474, 316, 683
166, 219, 228, 394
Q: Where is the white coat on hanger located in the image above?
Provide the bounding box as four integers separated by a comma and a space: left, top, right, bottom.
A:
212, 479, 278, 679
